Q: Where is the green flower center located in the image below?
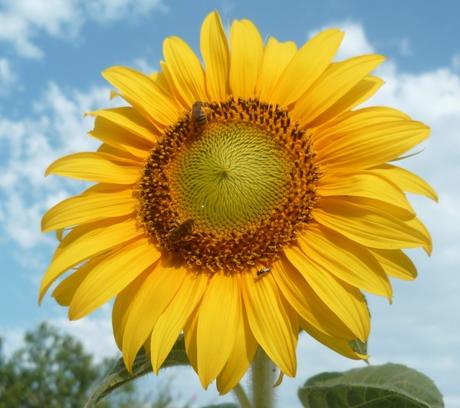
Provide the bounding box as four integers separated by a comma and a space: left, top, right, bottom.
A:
170, 122, 291, 232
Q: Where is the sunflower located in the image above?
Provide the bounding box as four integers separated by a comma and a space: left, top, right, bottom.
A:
39, 11, 436, 394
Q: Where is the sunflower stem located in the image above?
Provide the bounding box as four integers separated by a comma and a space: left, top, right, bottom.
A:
251, 348, 275, 408
232, 383, 252, 408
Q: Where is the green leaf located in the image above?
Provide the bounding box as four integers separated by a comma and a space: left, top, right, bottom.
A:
84, 335, 189, 407
298, 363, 444, 408
201, 404, 238, 408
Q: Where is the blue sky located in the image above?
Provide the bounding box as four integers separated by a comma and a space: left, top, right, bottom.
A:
1, 0, 460, 406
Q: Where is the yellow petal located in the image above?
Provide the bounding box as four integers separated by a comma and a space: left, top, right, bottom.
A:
316, 120, 430, 170
46, 152, 141, 184
368, 248, 417, 281
200, 11, 230, 101
39, 218, 142, 302
95, 140, 147, 162
150, 70, 173, 100
312, 106, 411, 147
121, 261, 186, 371
97, 143, 142, 162
272, 258, 355, 339
184, 308, 199, 373
150, 70, 170, 90
256, 37, 297, 102
150, 271, 208, 373
270, 29, 344, 107
52, 263, 93, 306
87, 107, 158, 145
163, 36, 207, 107
293, 54, 385, 127
88, 117, 153, 159
160, 61, 188, 109
318, 171, 413, 213
197, 273, 241, 388
42, 185, 135, 232
370, 164, 438, 202
216, 305, 257, 394
406, 216, 432, 255
112, 273, 146, 350
102, 66, 179, 127
301, 318, 366, 360
313, 197, 428, 250
284, 245, 370, 341
308, 75, 384, 128
242, 272, 297, 376
347, 196, 415, 221
229, 19, 263, 99
297, 225, 392, 299
69, 238, 160, 320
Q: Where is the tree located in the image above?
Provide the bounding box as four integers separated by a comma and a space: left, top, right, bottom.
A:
0, 322, 101, 407
0, 323, 153, 407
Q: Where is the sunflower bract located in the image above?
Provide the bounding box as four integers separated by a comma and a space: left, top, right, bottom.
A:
40, 11, 435, 394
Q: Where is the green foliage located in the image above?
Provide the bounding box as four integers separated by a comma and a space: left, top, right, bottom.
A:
0, 322, 99, 408
0, 322, 186, 408
298, 363, 444, 408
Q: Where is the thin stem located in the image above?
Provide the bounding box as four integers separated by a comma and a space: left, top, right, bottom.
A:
251, 348, 275, 408
232, 383, 252, 408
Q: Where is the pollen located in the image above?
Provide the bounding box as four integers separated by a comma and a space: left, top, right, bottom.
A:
138, 98, 319, 273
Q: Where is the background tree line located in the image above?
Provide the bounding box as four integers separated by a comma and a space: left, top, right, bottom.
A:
0, 322, 188, 408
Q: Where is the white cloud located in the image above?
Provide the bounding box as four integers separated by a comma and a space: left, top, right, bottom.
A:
0, 0, 83, 58
0, 0, 165, 59
373, 66, 460, 122
0, 82, 119, 251
1, 194, 46, 248
0, 58, 17, 95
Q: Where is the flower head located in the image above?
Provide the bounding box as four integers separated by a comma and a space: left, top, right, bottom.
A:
40, 11, 436, 393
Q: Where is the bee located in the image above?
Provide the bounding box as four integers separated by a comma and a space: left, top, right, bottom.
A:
167, 219, 194, 247
256, 267, 271, 278
192, 101, 207, 129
